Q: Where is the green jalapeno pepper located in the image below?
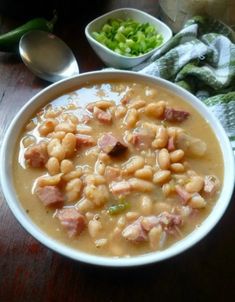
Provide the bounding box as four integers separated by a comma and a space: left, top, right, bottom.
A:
0, 13, 57, 52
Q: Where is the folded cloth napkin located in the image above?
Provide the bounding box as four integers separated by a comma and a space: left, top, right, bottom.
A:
133, 16, 235, 151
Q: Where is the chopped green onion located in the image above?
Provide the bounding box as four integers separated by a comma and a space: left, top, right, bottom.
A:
92, 18, 163, 57
108, 200, 130, 215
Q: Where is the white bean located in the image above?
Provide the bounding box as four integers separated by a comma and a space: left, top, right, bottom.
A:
170, 163, 185, 173
152, 126, 168, 149
170, 149, 185, 163
37, 173, 62, 187
123, 108, 138, 128
115, 105, 127, 119
85, 174, 106, 185
55, 121, 76, 133
129, 100, 146, 109
158, 148, 170, 170
95, 238, 108, 247
61, 133, 76, 158
145, 101, 165, 119
65, 178, 82, 202
185, 176, 204, 193
84, 184, 109, 206
60, 159, 74, 174
88, 220, 102, 238
149, 225, 163, 250
122, 155, 144, 175
140, 195, 153, 215
188, 194, 206, 208
117, 216, 126, 228
126, 212, 140, 221
62, 169, 82, 182
47, 138, 65, 161
76, 198, 94, 213
38, 119, 57, 136
153, 170, 171, 184
46, 157, 60, 175
134, 165, 153, 180
95, 159, 106, 175
155, 202, 172, 215
128, 178, 154, 192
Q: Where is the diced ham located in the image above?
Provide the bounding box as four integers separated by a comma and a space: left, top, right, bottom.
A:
104, 166, 121, 182
56, 207, 86, 237
110, 181, 131, 196
122, 217, 148, 242
176, 132, 207, 157
35, 185, 64, 207
141, 216, 160, 231
93, 107, 112, 124
24, 142, 48, 168
160, 212, 182, 230
98, 133, 127, 156
203, 175, 220, 197
175, 185, 192, 204
122, 212, 182, 244
141, 212, 182, 232
164, 108, 190, 123
76, 134, 96, 148
167, 136, 175, 151
131, 129, 153, 150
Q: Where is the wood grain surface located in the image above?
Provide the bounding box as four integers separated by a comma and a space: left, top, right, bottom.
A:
0, 1, 234, 301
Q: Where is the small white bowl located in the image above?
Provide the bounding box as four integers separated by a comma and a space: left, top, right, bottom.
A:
85, 8, 172, 69
1, 71, 234, 267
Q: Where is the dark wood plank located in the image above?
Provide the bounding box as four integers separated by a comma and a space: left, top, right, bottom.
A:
0, 1, 234, 301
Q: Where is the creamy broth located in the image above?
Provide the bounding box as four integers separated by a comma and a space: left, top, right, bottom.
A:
13, 80, 224, 257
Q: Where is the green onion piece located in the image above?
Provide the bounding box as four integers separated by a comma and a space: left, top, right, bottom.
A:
108, 201, 130, 215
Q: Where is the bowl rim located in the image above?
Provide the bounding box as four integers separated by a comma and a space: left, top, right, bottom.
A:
85, 7, 172, 60
1, 70, 234, 267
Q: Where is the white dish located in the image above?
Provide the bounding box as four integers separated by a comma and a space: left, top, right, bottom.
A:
1, 70, 234, 267
85, 8, 172, 69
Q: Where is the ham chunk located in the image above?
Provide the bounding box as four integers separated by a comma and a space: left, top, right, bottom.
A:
164, 108, 190, 123
56, 208, 86, 237
122, 217, 148, 242
141, 212, 182, 232
98, 133, 127, 156
176, 132, 207, 157
203, 175, 220, 197
110, 181, 131, 196
131, 128, 154, 150
76, 134, 96, 148
175, 185, 192, 204
35, 185, 64, 207
93, 106, 112, 124
24, 142, 48, 168
122, 212, 182, 243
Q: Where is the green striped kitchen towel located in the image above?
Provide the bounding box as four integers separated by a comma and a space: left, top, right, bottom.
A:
134, 16, 235, 151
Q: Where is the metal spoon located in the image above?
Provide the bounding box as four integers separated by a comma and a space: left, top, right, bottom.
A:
19, 30, 79, 82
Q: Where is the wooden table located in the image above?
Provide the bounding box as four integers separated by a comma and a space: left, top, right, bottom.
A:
0, 1, 234, 301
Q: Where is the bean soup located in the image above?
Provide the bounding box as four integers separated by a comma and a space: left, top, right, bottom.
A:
13, 79, 223, 257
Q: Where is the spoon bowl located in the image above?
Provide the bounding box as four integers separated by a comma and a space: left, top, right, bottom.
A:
19, 30, 79, 82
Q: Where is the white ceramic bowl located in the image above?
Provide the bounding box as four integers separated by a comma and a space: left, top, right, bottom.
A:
1, 71, 234, 267
85, 8, 172, 69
